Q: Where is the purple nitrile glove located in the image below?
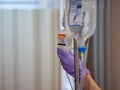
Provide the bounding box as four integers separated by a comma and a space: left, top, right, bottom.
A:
57, 48, 90, 78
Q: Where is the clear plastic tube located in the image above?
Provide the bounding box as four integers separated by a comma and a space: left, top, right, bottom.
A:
79, 52, 86, 90
79, 39, 89, 90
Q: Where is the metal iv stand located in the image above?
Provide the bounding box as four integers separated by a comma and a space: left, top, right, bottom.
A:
74, 38, 80, 90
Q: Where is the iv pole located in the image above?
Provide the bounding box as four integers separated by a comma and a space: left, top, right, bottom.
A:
74, 38, 80, 90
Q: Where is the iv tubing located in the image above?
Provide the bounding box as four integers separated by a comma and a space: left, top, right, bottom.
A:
66, 73, 74, 90
79, 39, 89, 90
79, 52, 85, 90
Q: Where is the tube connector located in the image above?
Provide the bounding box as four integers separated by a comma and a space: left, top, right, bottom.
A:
78, 46, 87, 53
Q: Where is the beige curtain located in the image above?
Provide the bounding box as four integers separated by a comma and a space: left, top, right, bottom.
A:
89, 0, 120, 90
110, 0, 120, 89
0, 9, 60, 90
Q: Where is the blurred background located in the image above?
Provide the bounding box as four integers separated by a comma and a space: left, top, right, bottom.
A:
0, 0, 120, 90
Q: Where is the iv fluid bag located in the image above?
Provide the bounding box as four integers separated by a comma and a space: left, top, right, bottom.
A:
57, 0, 73, 51
81, 0, 96, 40
68, 0, 97, 45
58, 29, 73, 50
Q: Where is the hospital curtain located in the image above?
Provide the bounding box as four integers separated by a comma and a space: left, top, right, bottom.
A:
90, 0, 120, 90
0, 9, 60, 90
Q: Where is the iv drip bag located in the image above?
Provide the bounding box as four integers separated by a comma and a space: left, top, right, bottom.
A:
67, 0, 97, 45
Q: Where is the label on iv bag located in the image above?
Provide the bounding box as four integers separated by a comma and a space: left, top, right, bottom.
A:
68, 0, 83, 26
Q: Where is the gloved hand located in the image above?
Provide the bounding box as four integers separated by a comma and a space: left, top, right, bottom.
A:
57, 48, 90, 78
